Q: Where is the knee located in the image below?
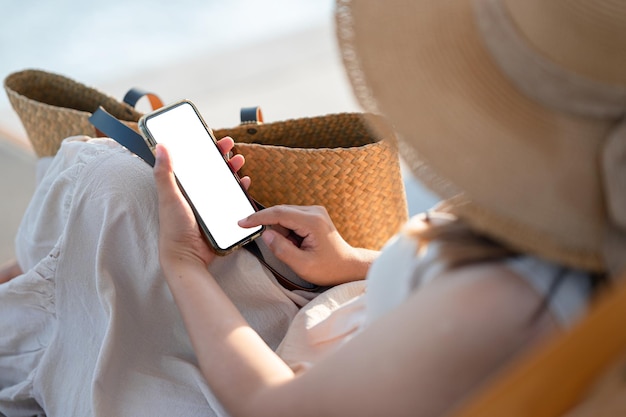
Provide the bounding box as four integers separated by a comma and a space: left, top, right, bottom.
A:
68, 147, 159, 235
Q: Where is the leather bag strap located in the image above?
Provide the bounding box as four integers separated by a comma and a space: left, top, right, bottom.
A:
122, 88, 164, 110
240, 106, 264, 124
89, 106, 155, 167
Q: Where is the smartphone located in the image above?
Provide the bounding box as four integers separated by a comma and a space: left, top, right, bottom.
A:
139, 100, 264, 255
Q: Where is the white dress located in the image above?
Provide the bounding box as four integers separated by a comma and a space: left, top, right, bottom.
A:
0, 138, 593, 417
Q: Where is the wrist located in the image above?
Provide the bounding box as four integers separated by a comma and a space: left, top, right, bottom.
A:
340, 247, 379, 282
354, 247, 380, 277
160, 252, 209, 281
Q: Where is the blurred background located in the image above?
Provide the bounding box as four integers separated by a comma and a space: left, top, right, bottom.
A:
0, 0, 438, 262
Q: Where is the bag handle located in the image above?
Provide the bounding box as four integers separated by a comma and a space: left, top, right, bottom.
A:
122, 88, 164, 110
88, 102, 265, 167
240, 106, 264, 124
88, 88, 164, 166
89, 106, 155, 167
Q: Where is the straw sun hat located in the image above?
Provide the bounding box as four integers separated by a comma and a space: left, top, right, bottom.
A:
336, 0, 626, 274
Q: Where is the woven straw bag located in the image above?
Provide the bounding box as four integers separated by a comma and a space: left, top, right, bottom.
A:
4, 69, 408, 250
215, 114, 407, 250
5, 69, 142, 157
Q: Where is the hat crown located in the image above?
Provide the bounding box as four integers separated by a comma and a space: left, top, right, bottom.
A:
337, 0, 626, 273
504, 0, 626, 84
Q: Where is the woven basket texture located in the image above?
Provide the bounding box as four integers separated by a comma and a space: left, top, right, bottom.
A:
5, 69, 141, 157
216, 114, 408, 250
5, 69, 408, 249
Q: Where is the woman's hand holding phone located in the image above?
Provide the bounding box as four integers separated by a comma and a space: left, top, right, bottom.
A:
142, 100, 262, 255
154, 137, 248, 273
152, 131, 379, 287
238, 205, 380, 286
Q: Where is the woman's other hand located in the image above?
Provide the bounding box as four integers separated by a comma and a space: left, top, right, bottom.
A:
0, 259, 22, 284
239, 205, 379, 286
153, 137, 249, 273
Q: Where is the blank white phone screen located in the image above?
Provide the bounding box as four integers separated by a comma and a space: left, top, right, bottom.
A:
145, 102, 262, 250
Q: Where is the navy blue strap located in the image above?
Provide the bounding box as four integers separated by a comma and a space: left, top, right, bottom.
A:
240, 106, 264, 124
89, 107, 155, 167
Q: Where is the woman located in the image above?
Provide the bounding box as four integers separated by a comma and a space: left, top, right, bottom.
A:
152, 0, 626, 415
2, 0, 625, 416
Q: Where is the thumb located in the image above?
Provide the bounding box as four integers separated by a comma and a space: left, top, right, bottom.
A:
153, 144, 180, 204
262, 229, 308, 272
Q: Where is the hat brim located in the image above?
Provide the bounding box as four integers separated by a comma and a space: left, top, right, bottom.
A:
337, 0, 613, 271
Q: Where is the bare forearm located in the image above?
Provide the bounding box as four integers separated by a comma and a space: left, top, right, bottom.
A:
162, 261, 294, 415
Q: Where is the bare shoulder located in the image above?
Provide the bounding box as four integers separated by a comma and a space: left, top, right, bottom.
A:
431, 260, 559, 333
273, 261, 559, 417
405, 261, 560, 375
